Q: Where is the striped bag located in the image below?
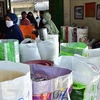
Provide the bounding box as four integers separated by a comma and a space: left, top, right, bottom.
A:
0, 39, 19, 62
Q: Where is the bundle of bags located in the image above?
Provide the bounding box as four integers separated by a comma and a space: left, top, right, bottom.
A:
0, 34, 59, 63
0, 39, 19, 62
0, 55, 100, 100
60, 26, 88, 43
60, 42, 88, 56
0, 61, 73, 100
1, 33, 100, 100
20, 35, 59, 62
0, 57, 98, 100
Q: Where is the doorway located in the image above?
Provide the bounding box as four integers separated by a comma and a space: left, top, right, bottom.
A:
0, 1, 4, 17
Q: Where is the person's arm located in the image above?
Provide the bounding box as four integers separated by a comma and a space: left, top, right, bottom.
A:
26, 19, 31, 25
13, 25, 24, 43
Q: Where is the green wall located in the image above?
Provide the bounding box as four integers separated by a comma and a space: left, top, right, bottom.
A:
49, 0, 64, 32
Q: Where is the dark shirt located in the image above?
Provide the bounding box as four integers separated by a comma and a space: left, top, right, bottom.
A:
5, 24, 24, 43
39, 18, 45, 29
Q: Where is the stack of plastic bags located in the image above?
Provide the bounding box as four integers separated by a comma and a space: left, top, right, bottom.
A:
20, 35, 59, 62
60, 42, 88, 57
0, 39, 20, 62
61, 26, 74, 42
0, 35, 59, 63
60, 26, 88, 43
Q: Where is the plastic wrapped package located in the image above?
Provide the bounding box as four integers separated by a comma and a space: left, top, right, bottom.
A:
0, 39, 19, 62
60, 42, 88, 56
88, 48, 100, 57
77, 26, 88, 43
60, 26, 74, 42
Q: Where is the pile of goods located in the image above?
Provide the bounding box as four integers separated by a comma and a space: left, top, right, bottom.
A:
0, 32, 100, 100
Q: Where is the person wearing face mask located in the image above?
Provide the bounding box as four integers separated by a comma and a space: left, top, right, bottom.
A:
27, 12, 38, 28
42, 12, 59, 35
7, 9, 18, 24
5, 15, 24, 43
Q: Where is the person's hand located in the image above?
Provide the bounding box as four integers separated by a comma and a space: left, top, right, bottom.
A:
33, 28, 37, 33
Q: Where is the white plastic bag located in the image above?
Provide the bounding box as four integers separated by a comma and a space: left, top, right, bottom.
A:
60, 26, 74, 42
75, 54, 100, 71
77, 27, 88, 43
37, 35, 59, 61
0, 39, 20, 62
74, 54, 100, 100
20, 39, 41, 62
54, 56, 99, 100
68, 27, 74, 42
0, 61, 32, 100
35, 2, 49, 11
88, 48, 100, 57
60, 42, 88, 57
31, 64, 72, 100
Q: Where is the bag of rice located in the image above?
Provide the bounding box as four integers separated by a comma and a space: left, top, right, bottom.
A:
0, 61, 32, 100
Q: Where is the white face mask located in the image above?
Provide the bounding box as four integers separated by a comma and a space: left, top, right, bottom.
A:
42, 19, 46, 24
6, 20, 14, 28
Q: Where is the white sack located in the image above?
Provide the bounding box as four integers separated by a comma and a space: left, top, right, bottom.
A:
60, 26, 74, 42
74, 54, 100, 71
54, 56, 99, 100
0, 61, 32, 100
88, 48, 100, 57
35, 1, 49, 11
74, 54, 100, 100
20, 39, 41, 62
77, 27, 88, 43
37, 35, 59, 61
68, 27, 74, 42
